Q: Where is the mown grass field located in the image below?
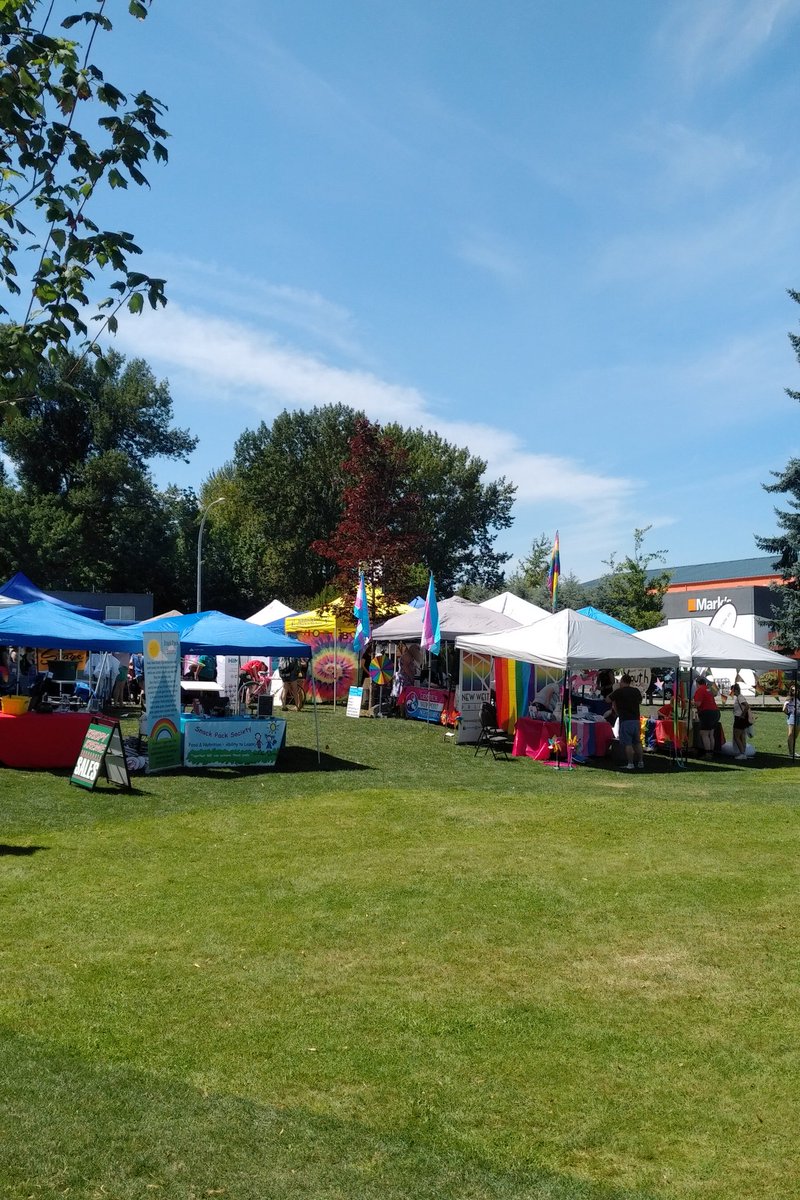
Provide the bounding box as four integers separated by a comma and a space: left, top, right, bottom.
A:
1, 707, 798, 1199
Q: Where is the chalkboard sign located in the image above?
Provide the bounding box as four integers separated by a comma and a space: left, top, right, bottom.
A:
70, 718, 131, 790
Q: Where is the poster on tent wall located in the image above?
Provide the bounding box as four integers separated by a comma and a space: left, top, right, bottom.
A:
301, 629, 359, 704
143, 631, 182, 773
456, 652, 493, 744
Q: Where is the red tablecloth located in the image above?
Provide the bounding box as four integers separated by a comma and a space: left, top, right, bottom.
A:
655, 718, 687, 746
0, 711, 94, 769
513, 717, 613, 761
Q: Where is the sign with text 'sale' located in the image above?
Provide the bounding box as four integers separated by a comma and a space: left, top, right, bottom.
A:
70, 718, 130, 790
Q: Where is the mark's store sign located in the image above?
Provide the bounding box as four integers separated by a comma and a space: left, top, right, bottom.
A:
687, 594, 732, 613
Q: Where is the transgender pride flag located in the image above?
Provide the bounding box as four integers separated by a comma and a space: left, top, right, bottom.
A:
352, 572, 371, 655
421, 574, 441, 656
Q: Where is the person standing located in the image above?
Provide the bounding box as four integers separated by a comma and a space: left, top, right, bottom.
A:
693, 676, 719, 757
784, 685, 798, 757
609, 673, 644, 771
730, 684, 750, 761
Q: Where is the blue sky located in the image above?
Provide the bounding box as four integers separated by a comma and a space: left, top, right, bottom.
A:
98, 0, 800, 579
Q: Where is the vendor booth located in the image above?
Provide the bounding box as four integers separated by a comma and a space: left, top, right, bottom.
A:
284, 601, 357, 706
372, 596, 523, 740
0, 602, 141, 769
633, 620, 798, 760
129, 610, 313, 771
455, 609, 680, 763
286, 592, 414, 706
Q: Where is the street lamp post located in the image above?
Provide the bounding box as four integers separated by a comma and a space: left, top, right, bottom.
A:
196, 497, 225, 612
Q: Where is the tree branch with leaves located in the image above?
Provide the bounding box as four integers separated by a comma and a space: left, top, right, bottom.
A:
0, 0, 168, 402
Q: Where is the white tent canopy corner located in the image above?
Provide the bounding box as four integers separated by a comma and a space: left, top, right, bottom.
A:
632, 620, 797, 673
481, 592, 550, 625
372, 595, 521, 643
455, 608, 679, 671
247, 599, 298, 626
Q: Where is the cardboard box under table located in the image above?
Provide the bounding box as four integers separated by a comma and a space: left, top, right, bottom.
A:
180, 715, 286, 768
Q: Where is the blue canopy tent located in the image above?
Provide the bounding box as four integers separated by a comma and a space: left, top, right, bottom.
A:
577, 606, 636, 634
128, 609, 320, 763
0, 600, 141, 651
128, 610, 311, 657
0, 572, 103, 620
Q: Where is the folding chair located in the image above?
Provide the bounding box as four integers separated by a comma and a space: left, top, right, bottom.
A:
475, 702, 513, 760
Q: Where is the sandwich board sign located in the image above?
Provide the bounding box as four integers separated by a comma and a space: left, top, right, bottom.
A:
71, 717, 131, 790
346, 686, 363, 718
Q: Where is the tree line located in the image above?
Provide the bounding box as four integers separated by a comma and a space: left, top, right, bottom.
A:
0, 5, 798, 645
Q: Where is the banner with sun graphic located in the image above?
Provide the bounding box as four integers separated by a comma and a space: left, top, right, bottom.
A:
143, 632, 182, 773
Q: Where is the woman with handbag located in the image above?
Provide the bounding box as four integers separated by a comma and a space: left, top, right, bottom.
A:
730, 684, 750, 761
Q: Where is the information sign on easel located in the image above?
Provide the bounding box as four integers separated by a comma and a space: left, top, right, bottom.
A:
70, 718, 131, 790
346, 686, 363, 718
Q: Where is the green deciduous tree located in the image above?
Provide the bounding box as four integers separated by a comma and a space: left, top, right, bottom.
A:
389, 425, 515, 591
0, 0, 168, 401
209, 405, 517, 612
594, 526, 671, 631
756, 288, 800, 651
0, 350, 198, 605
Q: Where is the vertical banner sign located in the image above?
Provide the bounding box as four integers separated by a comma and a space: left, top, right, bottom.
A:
218, 655, 242, 709
143, 632, 182, 773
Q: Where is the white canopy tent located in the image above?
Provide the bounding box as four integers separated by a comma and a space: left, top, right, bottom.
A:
481, 592, 549, 625
455, 608, 679, 671
632, 620, 797, 673
0, 595, 20, 608
246, 599, 297, 626
372, 595, 520, 642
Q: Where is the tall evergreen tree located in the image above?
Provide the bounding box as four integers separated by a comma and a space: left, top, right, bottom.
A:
755, 289, 800, 652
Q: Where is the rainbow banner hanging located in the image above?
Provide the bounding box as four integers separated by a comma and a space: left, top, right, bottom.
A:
547, 530, 560, 611
494, 657, 538, 734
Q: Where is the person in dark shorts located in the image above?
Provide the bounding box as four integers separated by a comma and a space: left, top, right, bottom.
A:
609, 673, 644, 771
693, 675, 719, 757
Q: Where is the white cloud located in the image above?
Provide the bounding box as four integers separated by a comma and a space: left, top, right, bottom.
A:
114, 302, 637, 524
592, 178, 800, 289
630, 121, 762, 196
155, 254, 370, 362
658, 0, 800, 85
454, 228, 525, 285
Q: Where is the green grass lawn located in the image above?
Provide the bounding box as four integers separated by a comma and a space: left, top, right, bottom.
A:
1, 708, 799, 1199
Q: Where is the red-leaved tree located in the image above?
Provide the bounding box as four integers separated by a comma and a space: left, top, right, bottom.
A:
310, 417, 421, 617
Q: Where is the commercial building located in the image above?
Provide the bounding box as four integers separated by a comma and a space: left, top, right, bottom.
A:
659, 556, 780, 648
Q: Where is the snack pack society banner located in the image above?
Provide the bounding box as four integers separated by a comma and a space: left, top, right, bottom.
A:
143, 632, 182, 773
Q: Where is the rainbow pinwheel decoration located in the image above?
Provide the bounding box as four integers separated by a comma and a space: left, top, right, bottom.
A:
369, 654, 394, 686
566, 732, 579, 770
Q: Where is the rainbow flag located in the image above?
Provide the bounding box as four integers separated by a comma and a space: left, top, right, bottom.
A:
494, 657, 538, 733
547, 531, 560, 610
